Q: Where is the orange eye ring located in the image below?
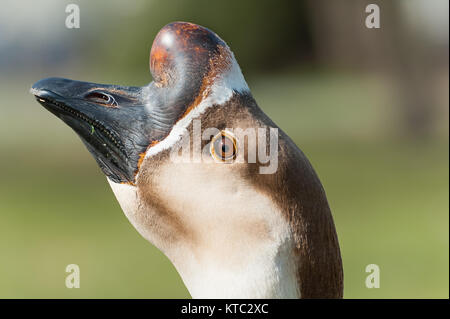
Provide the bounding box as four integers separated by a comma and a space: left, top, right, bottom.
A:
210, 130, 237, 163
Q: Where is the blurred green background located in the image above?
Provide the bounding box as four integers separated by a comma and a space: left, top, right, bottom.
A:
0, 0, 448, 298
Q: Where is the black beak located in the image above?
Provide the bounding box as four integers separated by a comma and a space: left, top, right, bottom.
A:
31, 22, 236, 184
31, 77, 160, 184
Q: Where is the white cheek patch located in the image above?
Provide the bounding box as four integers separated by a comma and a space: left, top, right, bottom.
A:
107, 178, 139, 219
141, 54, 249, 163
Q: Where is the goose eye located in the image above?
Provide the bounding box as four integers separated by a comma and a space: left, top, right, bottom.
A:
210, 131, 237, 162
85, 91, 118, 106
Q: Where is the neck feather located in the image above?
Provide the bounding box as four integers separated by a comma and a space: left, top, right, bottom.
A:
174, 233, 301, 299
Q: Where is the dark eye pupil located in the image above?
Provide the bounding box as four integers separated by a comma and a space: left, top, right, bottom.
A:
211, 132, 237, 162
222, 144, 229, 153
213, 135, 235, 160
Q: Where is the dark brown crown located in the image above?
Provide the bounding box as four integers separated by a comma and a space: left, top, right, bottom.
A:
150, 22, 228, 88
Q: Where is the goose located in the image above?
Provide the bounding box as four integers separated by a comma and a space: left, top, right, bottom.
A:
30, 22, 343, 298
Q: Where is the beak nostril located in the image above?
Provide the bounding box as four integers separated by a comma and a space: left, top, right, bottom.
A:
85, 91, 118, 107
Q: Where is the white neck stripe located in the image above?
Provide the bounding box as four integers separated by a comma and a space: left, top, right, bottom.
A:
141, 55, 249, 162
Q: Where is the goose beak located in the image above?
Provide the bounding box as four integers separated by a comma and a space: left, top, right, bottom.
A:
30, 77, 151, 184
30, 22, 236, 184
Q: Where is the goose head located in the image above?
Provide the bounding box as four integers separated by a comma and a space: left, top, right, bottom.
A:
31, 22, 343, 298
